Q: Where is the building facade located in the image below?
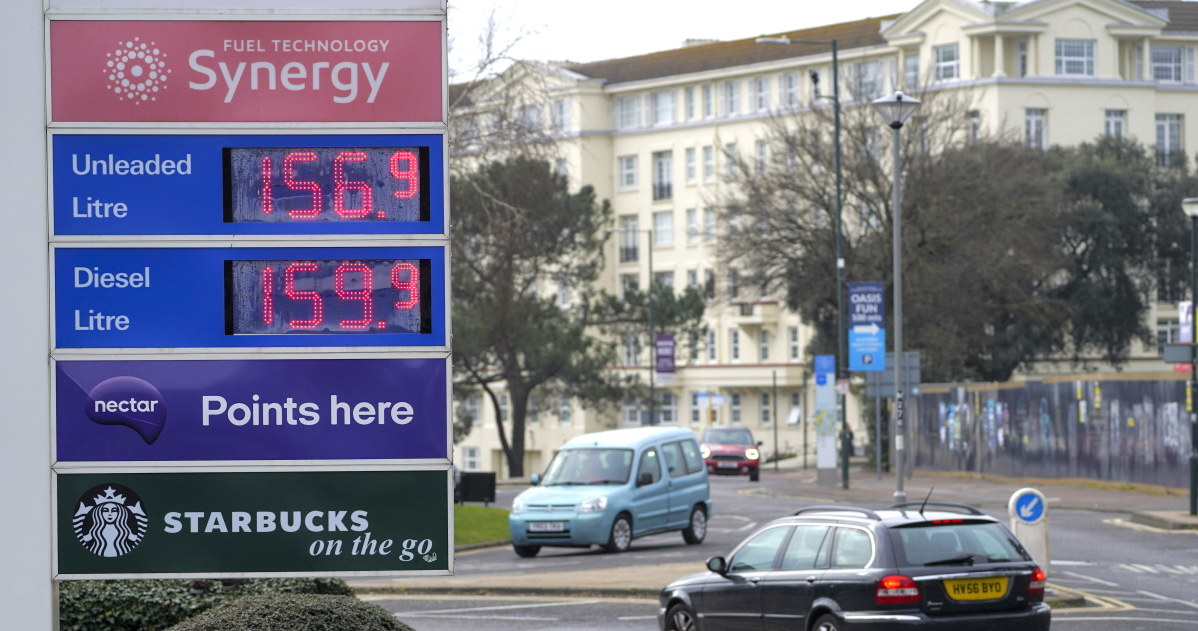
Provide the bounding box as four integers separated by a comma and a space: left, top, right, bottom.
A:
451, 0, 1198, 476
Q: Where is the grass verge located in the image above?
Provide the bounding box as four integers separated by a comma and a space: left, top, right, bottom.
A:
455, 503, 510, 547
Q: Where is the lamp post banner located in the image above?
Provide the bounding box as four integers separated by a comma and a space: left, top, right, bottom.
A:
55, 469, 449, 577
55, 357, 448, 462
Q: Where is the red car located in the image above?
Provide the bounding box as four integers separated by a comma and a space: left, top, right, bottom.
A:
700, 426, 762, 481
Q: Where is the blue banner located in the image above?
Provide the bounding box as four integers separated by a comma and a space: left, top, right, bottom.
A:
55, 358, 447, 462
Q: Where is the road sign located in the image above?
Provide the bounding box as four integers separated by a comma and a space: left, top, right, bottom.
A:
864, 352, 921, 397
849, 324, 886, 372
1012, 489, 1047, 524
1008, 487, 1050, 575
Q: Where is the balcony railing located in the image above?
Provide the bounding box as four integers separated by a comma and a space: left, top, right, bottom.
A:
652, 182, 673, 201
619, 246, 639, 263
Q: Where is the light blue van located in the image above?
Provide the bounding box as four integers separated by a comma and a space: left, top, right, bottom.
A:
508, 426, 711, 557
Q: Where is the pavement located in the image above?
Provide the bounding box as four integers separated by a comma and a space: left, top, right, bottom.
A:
352, 463, 1198, 605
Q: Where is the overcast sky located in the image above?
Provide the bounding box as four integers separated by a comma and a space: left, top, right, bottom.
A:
447, 0, 921, 77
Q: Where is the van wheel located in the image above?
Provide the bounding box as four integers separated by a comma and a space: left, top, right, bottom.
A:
682, 506, 707, 544
513, 545, 540, 558
604, 513, 632, 553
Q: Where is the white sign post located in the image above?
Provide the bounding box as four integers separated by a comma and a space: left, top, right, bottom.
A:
1008, 487, 1050, 577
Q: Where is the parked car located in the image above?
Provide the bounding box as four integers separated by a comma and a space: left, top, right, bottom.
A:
700, 426, 762, 481
658, 502, 1050, 631
508, 426, 712, 557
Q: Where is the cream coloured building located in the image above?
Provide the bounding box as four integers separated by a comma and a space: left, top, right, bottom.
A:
451, 0, 1198, 476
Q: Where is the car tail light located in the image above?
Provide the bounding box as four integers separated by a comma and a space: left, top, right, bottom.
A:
876, 575, 920, 604
1028, 567, 1046, 598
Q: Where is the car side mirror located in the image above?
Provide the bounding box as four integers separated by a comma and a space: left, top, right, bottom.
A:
706, 556, 728, 575
757, 441, 764, 447
530, 473, 541, 486
637, 472, 654, 487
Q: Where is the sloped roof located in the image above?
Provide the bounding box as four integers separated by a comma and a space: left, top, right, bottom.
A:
556, 15, 899, 86
1129, 0, 1198, 31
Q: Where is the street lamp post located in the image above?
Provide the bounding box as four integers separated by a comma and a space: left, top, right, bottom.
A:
1183, 197, 1198, 516
871, 90, 921, 504
756, 36, 847, 488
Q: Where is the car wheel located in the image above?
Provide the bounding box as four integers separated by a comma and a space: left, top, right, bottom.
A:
604, 513, 633, 553
512, 544, 540, 558
749, 470, 760, 482
812, 613, 842, 631
664, 602, 697, 631
682, 505, 707, 544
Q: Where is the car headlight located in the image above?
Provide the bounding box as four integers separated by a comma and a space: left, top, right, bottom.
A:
512, 497, 525, 514
579, 496, 608, 513
745, 448, 760, 460
700, 446, 711, 459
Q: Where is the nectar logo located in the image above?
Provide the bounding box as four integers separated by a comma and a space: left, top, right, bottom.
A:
72, 484, 149, 558
85, 376, 168, 444
104, 38, 171, 104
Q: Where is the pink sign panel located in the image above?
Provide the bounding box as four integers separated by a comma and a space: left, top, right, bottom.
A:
50, 20, 443, 123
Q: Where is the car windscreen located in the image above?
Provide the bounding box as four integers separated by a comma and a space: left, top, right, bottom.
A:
891, 521, 1031, 567
541, 448, 634, 485
703, 428, 753, 445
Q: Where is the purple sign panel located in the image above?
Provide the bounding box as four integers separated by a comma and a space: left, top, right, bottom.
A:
55, 358, 447, 463
655, 333, 675, 375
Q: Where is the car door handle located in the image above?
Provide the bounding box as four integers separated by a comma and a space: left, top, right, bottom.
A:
805, 576, 817, 583
750, 577, 761, 585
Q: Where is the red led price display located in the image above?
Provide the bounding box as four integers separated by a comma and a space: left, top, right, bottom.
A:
227, 259, 431, 335
225, 147, 430, 223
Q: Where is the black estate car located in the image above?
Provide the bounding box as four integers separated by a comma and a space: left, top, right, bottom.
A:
658, 502, 1050, 631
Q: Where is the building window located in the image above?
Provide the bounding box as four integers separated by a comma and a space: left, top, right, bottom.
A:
550, 99, 570, 131
1105, 110, 1126, 138
685, 86, 697, 120
781, 72, 800, 108
653, 211, 674, 246
702, 145, 715, 181
760, 393, 772, 426
556, 395, 572, 425
759, 329, 770, 361
1156, 113, 1184, 167
686, 268, 698, 288
690, 391, 702, 424
704, 269, 715, 300
558, 277, 570, 307
728, 268, 740, 299
905, 53, 920, 88
789, 392, 802, 425
1055, 39, 1095, 76
1025, 108, 1047, 150
652, 150, 673, 200
789, 326, 800, 360
755, 139, 767, 174
1150, 45, 1193, 83
722, 80, 740, 116
706, 329, 717, 362
498, 392, 509, 422
703, 208, 716, 241
686, 209, 699, 243
463, 446, 480, 470
622, 399, 642, 425
723, 142, 738, 179
654, 270, 674, 290
658, 392, 677, 424
1016, 40, 1028, 77
702, 84, 714, 118
934, 43, 959, 80
553, 158, 568, 178
519, 103, 542, 131
622, 333, 641, 366
1158, 319, 1181, 355
651, 90, 675, 126
688, 329, 699, 363
853, 60, 883, 100
967, 110, 981, 144
731, 392, 742, 423
685, 147, 696, 183
729, 328, 740, 362
751, 76, 770, 112
463, 393, 481, 425
618, 154, 638, 189
614, 95, 640, 129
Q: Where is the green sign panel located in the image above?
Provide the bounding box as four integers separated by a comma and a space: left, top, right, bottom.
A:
56, 470, 449, 578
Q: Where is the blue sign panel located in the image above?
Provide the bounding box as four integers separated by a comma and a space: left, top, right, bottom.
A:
55, 358, 447, 462
848, 282, 885, 326
814, 354, 835, 374
54, 246, 446, 348
52, 134, 445, 236
1013, 490, 1046, 523
849, 327, 886, 372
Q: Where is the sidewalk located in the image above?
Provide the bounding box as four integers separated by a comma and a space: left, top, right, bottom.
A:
352, 464, 1198, 602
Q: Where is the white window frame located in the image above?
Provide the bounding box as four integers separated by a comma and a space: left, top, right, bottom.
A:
934, 43, 959, 81
654, 211, 674, 245
1025, 108, 1047, 150
1105, 109, 1126, 138
658, 391, 676, 424
905, 53, 920, 88
1055, 39, 1095, 76
703, 207, 716, 241
780, 72, 800, 109
558, 395, 572, 426
686, 209, 699, 243
618, 154, 639, 189
751, 76, 770, 112
702, 145, 715, 181
723, 142, 738, 179
1156, 113, 1184, 166
614, 95, 640, 129
463, 446, 480, 470
731, 392, 742, 423
702, 84, 714, 118
684, 86, 697, 120
789, 326, 800, 360
651, 90, 675, 126
690, 391, 702, 424
722, 80, 740, 116
730, 328, 740, 362
760, 392, 772, 426
759, 329, 770, 361
685, 147, 697, 183
550, 98, 571, 131
754, 139, 767, 174
706, 329, 717, 362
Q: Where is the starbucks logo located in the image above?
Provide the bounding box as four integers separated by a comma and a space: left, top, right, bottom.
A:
72, 484, 148, 557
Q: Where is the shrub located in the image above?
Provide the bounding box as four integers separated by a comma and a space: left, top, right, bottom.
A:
59, 577, 354, 631
162, 593, 414, 631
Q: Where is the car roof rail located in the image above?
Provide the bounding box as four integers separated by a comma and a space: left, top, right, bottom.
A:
793, 505, 881, 520
891, 501, 984, 516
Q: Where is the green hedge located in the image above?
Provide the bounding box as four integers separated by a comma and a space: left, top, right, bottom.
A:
163, 593, 414, 631
59, 578, 353, 631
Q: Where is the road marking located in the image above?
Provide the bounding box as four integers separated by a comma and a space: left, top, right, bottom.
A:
1104, 517, 1198, 535
709, 514, 757, 532
1138, 590, 1198, 610
397, 599, 602, 616
1053, 616, 1198, 625
1059, 570, 1118, 586
395, 614, 559, 621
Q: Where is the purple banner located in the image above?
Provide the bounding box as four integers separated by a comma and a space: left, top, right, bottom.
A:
655, 333, 675, 374
55, 358, 447, 462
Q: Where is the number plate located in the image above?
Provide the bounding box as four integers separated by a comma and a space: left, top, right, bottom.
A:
943, 577, 1010, 601
528, 521, 566, 532
718, 461, 739, 469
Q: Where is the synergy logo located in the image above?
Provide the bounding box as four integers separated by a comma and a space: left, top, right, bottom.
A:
85, 376, 168, 444
72, 484, 149, 558
103, 38, 171, 104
